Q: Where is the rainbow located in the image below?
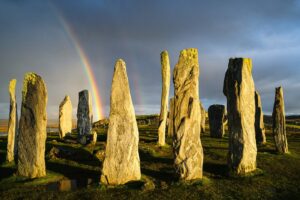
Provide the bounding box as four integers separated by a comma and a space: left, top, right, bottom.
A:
51, 3, 104, 121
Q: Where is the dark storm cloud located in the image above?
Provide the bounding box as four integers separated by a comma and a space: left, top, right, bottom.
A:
0, 0, 299, 119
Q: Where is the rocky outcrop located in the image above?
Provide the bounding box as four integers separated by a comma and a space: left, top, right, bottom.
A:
173, 48, 203, 180
7, 79, 18, 162
208, 104, 226, 138
18, 73, 47, 178
200, 102, 206, 133
158, 51, 171, 146
223, 58, 257, 175
77, 90, 93, 143
272, 87, 288, 153
101, 59, 141, 185
59, 96, 73, 139
167, 97, 175, 138
255, 91, 266, 144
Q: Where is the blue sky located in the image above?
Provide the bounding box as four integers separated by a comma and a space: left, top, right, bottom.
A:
0, 0, 300, 119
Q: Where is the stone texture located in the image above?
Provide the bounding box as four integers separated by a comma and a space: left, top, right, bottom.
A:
77, 90, 93, 142
255, 91, 266, 144
167, 97, 175, 138
223, 58, 257, 175
7, 79, 18, 162
18, 73, 47, 178
92, 131, 97, 145
173, 48, 203, 180
208, 104, 226, 138
59, 95, 73, 139
158, 51, 171, 146
199, 102, 206, 134
101, 59, 141, 185
272, 87, 288, 153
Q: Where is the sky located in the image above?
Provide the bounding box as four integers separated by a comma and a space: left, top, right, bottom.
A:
0, 0, 300, 120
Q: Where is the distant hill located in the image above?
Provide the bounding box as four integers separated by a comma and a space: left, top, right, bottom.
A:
0, 114, 299, 133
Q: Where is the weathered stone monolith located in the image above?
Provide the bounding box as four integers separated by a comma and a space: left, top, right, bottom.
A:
255, 91, 266, 144
272, 87, 288, 153
167, 97, 175, 138
223, 58, 257, 175
158, 51, 171, 146
173, 48, 203, 180
7, 79, 18, 162
18, 73, 47, 178
92, 130, 97, 145
77, 90, 93, 144
200, 102, 206, 133
59, 95, 73, 139
208, 104, 226, 138
101, 59, 141, 185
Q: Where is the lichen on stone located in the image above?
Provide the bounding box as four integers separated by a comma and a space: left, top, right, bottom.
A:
243, 58, 252, 72
22, 72, 38, 101
8, 79, 17, 101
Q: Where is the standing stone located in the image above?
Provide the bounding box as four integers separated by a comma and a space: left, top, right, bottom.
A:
101, 59, 141, 185
208, 104, 226, 138
255, 91, 266, 144
158, 51, 171, 146
77, 90, 93, 143
272, 87, 288, 153
173, 48, 203, 180
59, 95, 73, 139
167, 97, 175, 138
91, 130, 97, 145
200, 102, 206, 133
223, 58, 257, 175
18, 73, 47, 178
7, 79, 18, 162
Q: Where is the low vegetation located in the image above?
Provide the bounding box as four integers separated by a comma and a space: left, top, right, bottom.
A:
0, 117, 300, 199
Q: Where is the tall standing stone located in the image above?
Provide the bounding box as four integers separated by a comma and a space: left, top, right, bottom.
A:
7, 79, 18, 162
173, 48, 203, 180
272, 87, 288, 153
18, 73, 47, 178
158, 51, 171, 146
77, 90, 93, 141
200, 102, 206, 133
255, 91, 266, 144
167, 97, 175, 138
59, 95, 73, 139
208, 104, 226, 138
101, 59, 141, 185
223, 58, 257, 175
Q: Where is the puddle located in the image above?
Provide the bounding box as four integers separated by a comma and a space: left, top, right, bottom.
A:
47, 178, 94, 192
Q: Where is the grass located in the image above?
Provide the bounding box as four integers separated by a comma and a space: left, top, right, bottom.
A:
0, 118, 300, 199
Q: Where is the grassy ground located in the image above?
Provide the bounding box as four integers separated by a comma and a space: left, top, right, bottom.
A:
0, 121, 300, 199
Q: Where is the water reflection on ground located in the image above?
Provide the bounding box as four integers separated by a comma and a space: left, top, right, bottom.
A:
47, 178, 94, 192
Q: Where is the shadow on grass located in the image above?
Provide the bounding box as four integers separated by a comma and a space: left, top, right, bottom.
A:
139, 148, 173, 165
141, 168, 176, 183
203, 162, 228, 178
257, 144, 278, 154
0, 152, 6, 165
0, 166, 15, 181
96, 134, 107, 142
46, 161, 100, 187
203, 146, 228, 151
46, 144, 101, 167
140, 138, 157, 144
139, 147, 176, 184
